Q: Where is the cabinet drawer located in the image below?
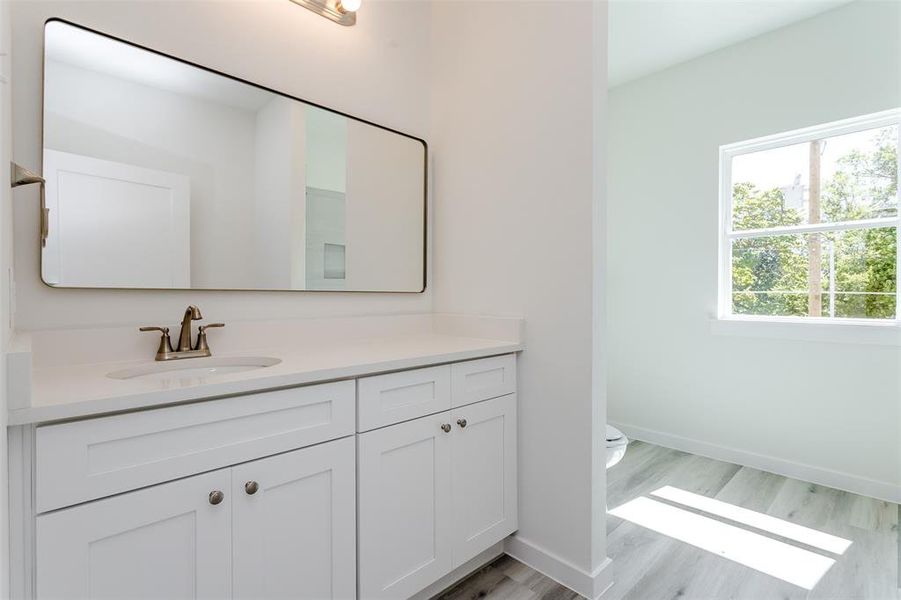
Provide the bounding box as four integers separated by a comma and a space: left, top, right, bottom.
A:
35, 381, 355, 513
357, 365, 451, 432
451, 355, 516, 407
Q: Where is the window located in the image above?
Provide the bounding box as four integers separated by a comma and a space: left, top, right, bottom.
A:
719, 110, 900, 323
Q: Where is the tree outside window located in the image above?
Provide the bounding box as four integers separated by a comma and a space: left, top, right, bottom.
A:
722, 113, 899, 322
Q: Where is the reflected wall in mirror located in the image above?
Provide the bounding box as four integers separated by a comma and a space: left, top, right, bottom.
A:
41, 20, 426, 292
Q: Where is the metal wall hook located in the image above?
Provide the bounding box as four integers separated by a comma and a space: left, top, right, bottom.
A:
11, 162, 44, 187
10, 162, 48, 247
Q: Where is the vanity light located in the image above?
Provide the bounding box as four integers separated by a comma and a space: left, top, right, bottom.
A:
336, 0, 361, 13
290, 0, 359, 26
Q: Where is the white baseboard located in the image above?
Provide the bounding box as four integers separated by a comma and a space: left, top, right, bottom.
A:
504, 536, 614, 600
612, 422, 901, 504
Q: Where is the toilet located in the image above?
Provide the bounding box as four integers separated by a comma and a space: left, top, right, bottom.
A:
606, 425, 629, 469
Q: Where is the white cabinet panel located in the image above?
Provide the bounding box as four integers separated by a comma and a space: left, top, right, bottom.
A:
358, 412, 453, 599
451, 394, 518, 566
36, 469, 231, 600
450, 355, 516, 408
36, 380, 355, 512
232, 437, 356, 600
357, 364, 451, 431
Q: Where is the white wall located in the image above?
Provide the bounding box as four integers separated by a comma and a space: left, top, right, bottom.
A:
44, 60, 259, 288
254, 96, 307, 289
10, 0, 433, 330
608, 1, 901, 500
304, 107, 346, 290
430, 1, 610, 593
0, 0, 11, 594
305, 107, 347, 193
345, 120, 424, 292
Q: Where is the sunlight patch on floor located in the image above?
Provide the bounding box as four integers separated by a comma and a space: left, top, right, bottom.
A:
650, 485, 852, 555
608, 495, 838, 589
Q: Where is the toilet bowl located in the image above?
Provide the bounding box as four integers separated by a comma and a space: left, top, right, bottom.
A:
606, 425, 629, 469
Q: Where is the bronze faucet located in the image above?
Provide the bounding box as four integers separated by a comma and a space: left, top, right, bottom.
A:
140, 305, 224, 361
176, 305, 202, 352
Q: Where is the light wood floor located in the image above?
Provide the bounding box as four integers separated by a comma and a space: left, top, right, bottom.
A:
437, 441, 900, 600
432, 554, 578, 600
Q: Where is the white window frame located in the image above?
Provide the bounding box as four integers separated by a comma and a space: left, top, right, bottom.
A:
717, 108, 901, 327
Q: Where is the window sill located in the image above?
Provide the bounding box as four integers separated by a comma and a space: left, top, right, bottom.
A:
710, 316, 901, 346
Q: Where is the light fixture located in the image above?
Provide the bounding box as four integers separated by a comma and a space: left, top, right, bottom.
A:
290, 0, 359, 26
336, 0, 361, 13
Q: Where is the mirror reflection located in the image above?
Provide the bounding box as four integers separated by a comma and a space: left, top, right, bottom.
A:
42, 21, 426, 292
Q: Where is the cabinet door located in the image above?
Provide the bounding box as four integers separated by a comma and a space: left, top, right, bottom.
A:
232, 436, 356, 600
358, 412, 453, 599
451, 393, 518, 566
36, 469, 231, 600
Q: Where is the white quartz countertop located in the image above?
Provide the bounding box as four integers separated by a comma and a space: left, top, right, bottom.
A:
9, 331, 522, 425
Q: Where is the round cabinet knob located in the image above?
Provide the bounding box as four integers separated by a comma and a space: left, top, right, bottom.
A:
209, 490, 225, 505
457, 418, 468, 428
441, 423, 452, 433
245, 481, 259, 495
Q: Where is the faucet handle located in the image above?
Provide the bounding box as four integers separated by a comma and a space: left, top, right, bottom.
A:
195, 323, 224, 353
139, 326, 173, 361
139, 326, 170, 334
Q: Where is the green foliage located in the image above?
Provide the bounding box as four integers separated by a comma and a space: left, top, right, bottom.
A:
731, 185, 807, 316
731, 127, 898, 319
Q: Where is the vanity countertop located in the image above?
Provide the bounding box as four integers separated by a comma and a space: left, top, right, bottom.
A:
9, 328, 522, 426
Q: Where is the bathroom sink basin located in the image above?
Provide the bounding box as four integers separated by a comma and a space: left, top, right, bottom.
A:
107, 356, 282, 381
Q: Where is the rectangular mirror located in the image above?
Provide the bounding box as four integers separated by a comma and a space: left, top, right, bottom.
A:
41, 20, 426, 292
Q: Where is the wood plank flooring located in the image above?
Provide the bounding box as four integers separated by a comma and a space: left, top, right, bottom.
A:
436, 441, 899, 600
432, 554, 578, 600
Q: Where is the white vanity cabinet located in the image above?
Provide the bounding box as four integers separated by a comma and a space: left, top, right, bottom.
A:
36, 437, 356, 600
16, 353, 519, 600
31, 381, 358, 600
357, 356, 518, 599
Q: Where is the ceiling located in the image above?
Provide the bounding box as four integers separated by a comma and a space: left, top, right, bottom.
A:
608, 0, 854, 87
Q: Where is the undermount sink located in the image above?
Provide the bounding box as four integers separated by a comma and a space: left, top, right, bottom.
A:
107, 356, 282, 381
